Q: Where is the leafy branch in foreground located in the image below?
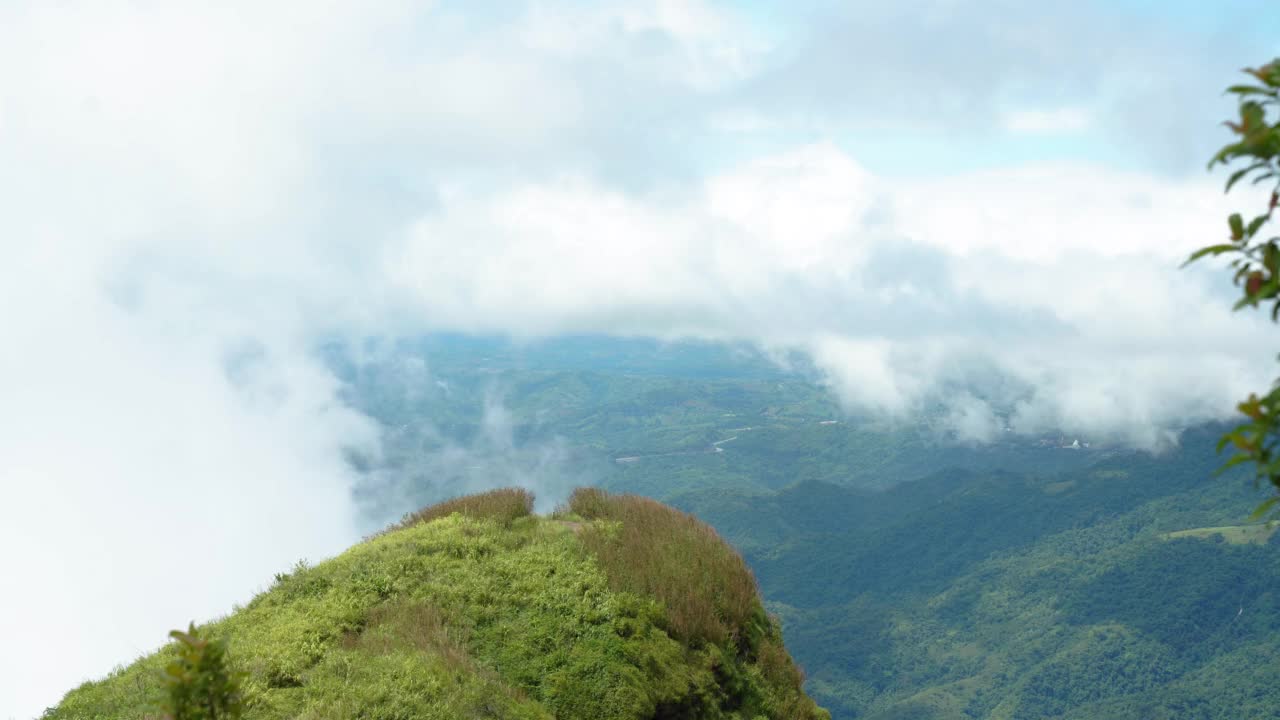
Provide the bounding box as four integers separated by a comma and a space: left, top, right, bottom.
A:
158, 622, 244, 720
1186, 59, 1280, 520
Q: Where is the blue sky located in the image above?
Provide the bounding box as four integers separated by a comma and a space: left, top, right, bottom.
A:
445, 0, 1280, 181
729, 0, 1278, 176
1, 2, 1279, 717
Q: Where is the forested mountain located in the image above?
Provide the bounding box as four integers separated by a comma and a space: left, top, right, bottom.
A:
317, 336, 1280, 719
670, 427, 1280, 718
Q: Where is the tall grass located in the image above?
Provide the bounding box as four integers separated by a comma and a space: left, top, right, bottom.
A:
350, 602, 462, 660
568, 488, 765, 652
756, 636, 806, 695
390, 487, 534, 533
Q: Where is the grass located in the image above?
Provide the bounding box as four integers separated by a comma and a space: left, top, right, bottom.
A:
44, 488, 827, 720
567, 488, 766, 652
389, 487, 534, 531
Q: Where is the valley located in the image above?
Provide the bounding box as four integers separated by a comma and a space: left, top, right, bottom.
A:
335, 336, 1280, 720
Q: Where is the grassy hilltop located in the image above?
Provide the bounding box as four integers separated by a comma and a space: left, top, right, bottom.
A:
44, 488, 826, 720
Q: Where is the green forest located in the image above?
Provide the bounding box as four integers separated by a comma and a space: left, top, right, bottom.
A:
680, 430, 1280, 718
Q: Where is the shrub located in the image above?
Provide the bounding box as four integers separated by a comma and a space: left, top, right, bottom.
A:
392, 487, 534, 532
158, 623, 244, 720
568, 487, 766, 652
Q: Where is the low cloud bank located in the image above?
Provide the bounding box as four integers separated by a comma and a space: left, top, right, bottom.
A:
391, 144, 1270, 448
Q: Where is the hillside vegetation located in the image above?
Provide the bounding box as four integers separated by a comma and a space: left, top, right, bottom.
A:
45, 489, 826, 720
669, 428, 1280, 719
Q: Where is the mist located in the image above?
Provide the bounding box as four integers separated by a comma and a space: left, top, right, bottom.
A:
334, 346, 592, 528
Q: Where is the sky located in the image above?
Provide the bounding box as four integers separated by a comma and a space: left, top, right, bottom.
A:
2, 1, 1278, 716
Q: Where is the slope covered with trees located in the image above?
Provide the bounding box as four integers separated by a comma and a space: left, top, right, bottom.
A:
668, 429, 1280, 719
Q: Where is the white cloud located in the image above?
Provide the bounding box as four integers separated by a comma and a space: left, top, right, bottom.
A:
385, 143, 1271, 450
0, 273, 379, 718
893, 164, 1241, 262
944, 392, 1005, 444
809, 336, 923, 416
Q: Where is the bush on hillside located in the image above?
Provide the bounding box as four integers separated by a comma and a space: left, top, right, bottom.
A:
568, 487, 767, 654
393, 487, 534, 531
158, 623, 244, 720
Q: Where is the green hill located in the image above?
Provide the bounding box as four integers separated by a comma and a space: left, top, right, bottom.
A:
44, 489, 826, 720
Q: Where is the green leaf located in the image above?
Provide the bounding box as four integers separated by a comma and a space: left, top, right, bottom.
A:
1247, 496, 1279, 521
1182, 244, 1238, 267
1248, 214, 1271, 238
1214, 454, 1255, 475
1218, 433, 1235, 453
1226, 167, 1251, 192
1223, 454, 1254, 469
1226, 162, 1268, 192
1230, 213, 1245, 240
1209, 142, 1247, 169
1262, 456, 1280, 477
1259, 276, 1280, 300
1246, 62, 1280, 88
1242, 102, 1267, 132
1227, 84, 1277, 97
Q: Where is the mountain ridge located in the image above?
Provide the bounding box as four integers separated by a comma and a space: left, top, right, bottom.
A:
44, 488, 826, 720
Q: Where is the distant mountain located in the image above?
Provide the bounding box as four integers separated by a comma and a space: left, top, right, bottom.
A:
330, 335, 1106, 528
43, 489, 826, 720
665, 427, 1280, 719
